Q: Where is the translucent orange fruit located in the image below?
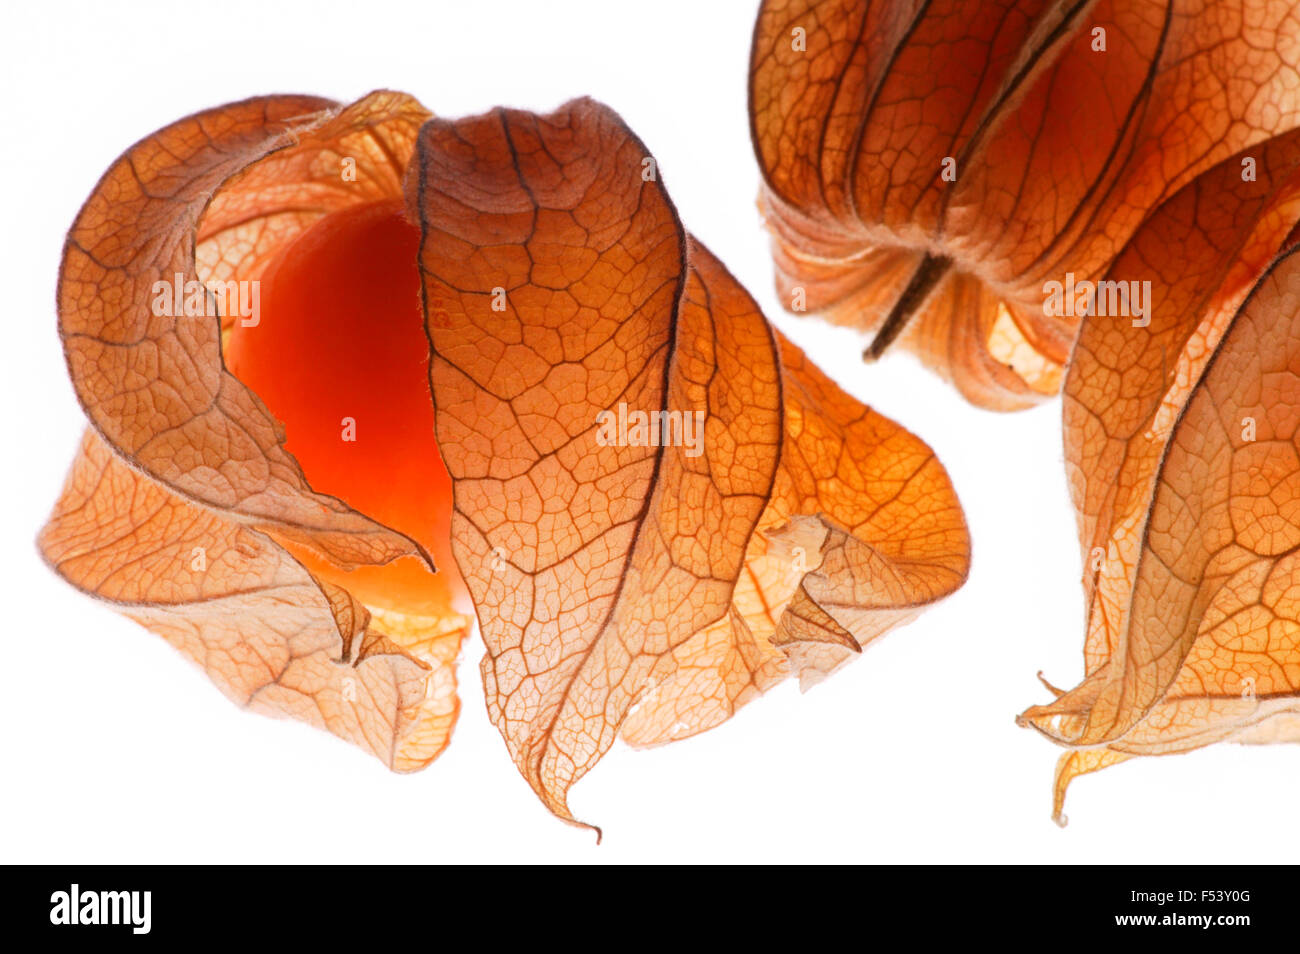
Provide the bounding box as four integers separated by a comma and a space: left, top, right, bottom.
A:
225, 198, 465, 614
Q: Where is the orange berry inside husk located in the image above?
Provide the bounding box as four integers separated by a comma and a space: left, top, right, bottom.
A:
224, 198, 464, 615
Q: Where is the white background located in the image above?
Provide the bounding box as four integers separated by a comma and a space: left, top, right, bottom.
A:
2, 0, 1294, 864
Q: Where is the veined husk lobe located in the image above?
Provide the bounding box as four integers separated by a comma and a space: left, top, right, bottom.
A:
750, 0, 1300, 409
44, 90, 469, 770
41, 430, 462, 770
411, 96, 969, 826
1019, 130, 1300, 822
44, 89, 969, 825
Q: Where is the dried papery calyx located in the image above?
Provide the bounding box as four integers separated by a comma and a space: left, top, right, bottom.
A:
1019, 130, 1300, 824
47, 91, 466, 770
43, 90, 969, 828
749, 0, 1300, 409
